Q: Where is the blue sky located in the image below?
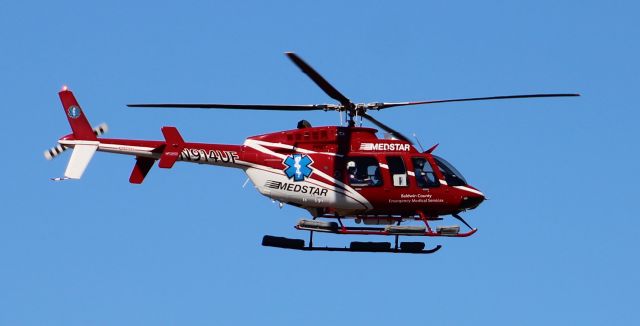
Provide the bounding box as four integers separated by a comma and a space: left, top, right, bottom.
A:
1, 1, 639, 325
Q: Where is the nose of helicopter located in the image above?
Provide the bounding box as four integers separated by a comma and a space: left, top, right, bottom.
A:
459, 187, 485, 210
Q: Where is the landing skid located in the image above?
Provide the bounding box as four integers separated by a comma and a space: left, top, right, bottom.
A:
295, 224, 477, 237
262, 212, 475, 254
262, 235, 442, 254
295, 212, 477, 237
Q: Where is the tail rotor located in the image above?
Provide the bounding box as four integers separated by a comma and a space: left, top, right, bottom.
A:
43, 123, 108, 160
45, 87, 106, 180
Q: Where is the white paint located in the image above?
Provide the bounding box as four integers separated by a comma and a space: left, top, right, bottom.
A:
64, 142, 99, 179
454, 186, 485, 196
243, 139, 372, 210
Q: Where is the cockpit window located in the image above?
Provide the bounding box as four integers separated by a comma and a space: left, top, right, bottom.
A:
346, 157, 383, 187
433, 155, 467, 186
412, 157, 439, 188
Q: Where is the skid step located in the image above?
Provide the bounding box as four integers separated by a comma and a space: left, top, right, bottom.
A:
400, 242, 426, 252
298, 219, 338, 231
384, 225, 426, 234
436, 225, 460, 235
262, 235, 305, 249
350, 241, 391, 252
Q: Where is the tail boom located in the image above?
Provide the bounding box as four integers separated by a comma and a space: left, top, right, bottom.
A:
48, 88, 244, 183
59, 137, 244, 164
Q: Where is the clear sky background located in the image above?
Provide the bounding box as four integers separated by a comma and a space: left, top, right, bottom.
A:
1, 1, 639, 325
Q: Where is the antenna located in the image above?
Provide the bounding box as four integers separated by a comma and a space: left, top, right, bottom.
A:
412, 133, 425, 152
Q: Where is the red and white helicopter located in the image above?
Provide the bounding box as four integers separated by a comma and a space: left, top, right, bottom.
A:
45, 53, 578, 254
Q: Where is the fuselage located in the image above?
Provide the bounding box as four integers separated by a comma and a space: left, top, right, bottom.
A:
59, 125, 484, 217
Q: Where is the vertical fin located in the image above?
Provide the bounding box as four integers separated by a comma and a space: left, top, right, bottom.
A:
158, 126, 185, 169
59, 90, 97, 140
129, 157, 155, 184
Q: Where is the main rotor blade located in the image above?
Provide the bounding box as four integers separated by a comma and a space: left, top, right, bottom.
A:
361, 113, 412, 144
127, 103, 328, 111
285, 52, 353, 108
376, 93, 580, 109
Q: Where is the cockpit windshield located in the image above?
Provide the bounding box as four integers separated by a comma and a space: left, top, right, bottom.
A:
433, 155, 467, 186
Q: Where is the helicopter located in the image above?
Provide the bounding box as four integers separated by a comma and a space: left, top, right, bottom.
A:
45, 52, 579, 254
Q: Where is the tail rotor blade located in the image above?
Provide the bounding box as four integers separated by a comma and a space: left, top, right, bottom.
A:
44, 144, 67, 160
44, 123, 107, 160
93, 123, 108, 136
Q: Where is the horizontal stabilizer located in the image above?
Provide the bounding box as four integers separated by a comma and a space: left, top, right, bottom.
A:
63, 142, 99, 179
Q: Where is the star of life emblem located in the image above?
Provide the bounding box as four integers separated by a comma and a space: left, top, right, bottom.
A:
68, 105, 81, 119
283, 154, 313, 182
